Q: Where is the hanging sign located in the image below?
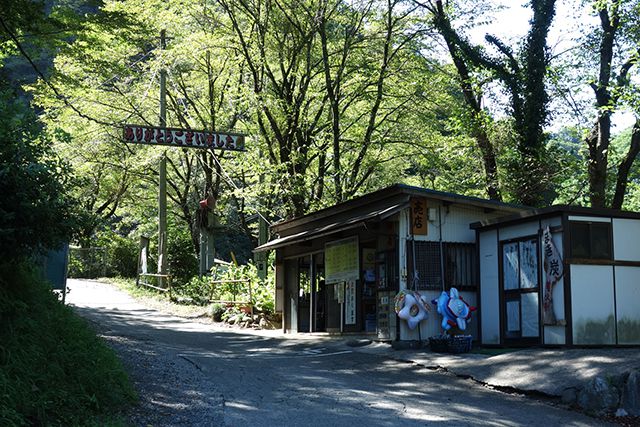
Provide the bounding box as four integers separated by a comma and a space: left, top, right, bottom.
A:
325, 237, 359, 284
542, 226, 564, 325
410, 197, 428, 235
345, 280, 356, 325
123, 124, 245, 151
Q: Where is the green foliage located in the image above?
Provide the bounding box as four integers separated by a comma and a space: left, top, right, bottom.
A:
104, 233, 139, 277
0, 86, 78, 262
67, 247, 107, 279
0, 262, 136, 426
172, 261, 275, 314
209, 302, 225, 322
168, 226, 198, 286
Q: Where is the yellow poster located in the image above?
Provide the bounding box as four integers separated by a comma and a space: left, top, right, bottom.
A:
325, 237, 359, 284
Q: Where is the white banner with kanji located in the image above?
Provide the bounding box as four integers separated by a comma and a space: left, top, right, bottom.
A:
542, 226, 564, 325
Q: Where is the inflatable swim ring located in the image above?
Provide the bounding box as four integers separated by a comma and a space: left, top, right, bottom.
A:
431, 287, 477, 331
395, 290, 430, 330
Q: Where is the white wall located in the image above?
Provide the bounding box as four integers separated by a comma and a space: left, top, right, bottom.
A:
615, 266, 640, 344
399, 202, 495, 341
570, 265, 615, 345
414, 203, 510, 243
479, 229, 500, 344
498, 222, 539, 241
613, 218, 640, 262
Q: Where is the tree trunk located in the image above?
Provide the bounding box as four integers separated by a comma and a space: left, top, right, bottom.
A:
432, 0, 501, 201
612, 121, 640, 209
587, 116, 611, 208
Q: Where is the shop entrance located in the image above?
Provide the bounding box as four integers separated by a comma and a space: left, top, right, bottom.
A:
297, 253, 325, 332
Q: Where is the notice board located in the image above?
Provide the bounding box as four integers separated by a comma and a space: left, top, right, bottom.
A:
325, 237, 359, 284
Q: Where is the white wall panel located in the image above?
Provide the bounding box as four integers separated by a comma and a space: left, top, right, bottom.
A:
570, 265, 615, 345
479, 229, 500, 344
613, 218, 640, 262
498, 222, 539, 241
615, 266, 640, 344
544, 326, 566, 345
415, 203, 512, 243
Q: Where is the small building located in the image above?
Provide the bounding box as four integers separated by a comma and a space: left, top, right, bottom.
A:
255, 184, 523, 341
472, 206, 640, 347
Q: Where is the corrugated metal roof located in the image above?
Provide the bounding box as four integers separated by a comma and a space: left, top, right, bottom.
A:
272, 184, 525, 235
254, 199, 408, 252
470, 204, 640, 230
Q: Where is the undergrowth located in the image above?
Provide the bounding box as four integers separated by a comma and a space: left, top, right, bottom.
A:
0, 263, 136, 426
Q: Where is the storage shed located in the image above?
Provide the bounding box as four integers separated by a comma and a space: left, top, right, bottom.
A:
255, 184, 523, 341
472, 206, 640, 347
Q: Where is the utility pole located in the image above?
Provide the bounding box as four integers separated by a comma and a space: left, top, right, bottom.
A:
158, 29, 168, 286
123, 31, 246, 286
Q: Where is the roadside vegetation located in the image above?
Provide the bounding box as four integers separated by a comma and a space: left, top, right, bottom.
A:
0, 265, 136, 426
0, 11, 137, 422
101, 261, 279, 329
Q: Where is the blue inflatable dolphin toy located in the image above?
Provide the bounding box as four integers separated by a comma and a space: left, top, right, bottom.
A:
431, 287, 477, 331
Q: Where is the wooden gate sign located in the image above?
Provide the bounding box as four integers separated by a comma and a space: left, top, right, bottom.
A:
410, 197, 428, 235
123, 124, 245, 151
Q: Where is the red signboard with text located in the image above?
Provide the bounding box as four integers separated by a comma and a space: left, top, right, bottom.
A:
123, 124, 245, 151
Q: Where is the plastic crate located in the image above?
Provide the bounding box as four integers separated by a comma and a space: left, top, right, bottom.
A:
447, 335, 472, 354
428, 336, 451, 353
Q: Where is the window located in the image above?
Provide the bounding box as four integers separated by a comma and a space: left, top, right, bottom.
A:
407, 241, 477, 290
501, 237, 540, 340
444, 243, 477, 290
408, 241, 441, 290
569, 221, 612, 260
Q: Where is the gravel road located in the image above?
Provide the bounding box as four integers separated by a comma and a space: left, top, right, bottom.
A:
67, 279, 609, 426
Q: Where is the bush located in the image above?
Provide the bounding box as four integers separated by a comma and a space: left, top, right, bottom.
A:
172, 261, 275, 315
209, 303, 225, 322
0, 86, 77, 262
0, 263, 136, 425
168, 228, 198, 286
104, 234, 138, 277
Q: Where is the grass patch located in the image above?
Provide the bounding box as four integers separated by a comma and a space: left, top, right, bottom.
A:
98, 276, 156, 299
0, 264, 136, 426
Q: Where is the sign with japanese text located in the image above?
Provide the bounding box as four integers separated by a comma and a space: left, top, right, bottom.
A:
123, 124, 245, 151
410, 197, 428, 235
345, 280, 356, 325
325, 237, 359, 284
542, 226, 564, 325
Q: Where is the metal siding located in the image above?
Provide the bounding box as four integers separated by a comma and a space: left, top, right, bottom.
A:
498, 222, 539, 241
479, 229, 500, 344
570, 265, 615, 345
613, 218, 640, 262
615, 266, 640, 344
414, 203, 512, 243
396, 290, 478, 341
